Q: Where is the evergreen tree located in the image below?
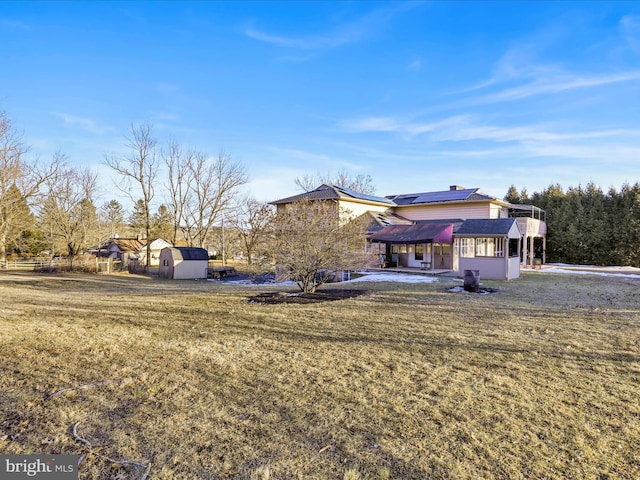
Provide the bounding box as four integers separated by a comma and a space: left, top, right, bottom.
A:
504, 185, 520, 203
582, 182, 609, 265
128, 199, 147, 237
100, 200, 125, 238
151, 204, 174, 240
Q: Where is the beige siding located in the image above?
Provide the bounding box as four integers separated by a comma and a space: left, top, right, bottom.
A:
338, 199, 390, 219
393, 203, 492, 221
458, 256, 520, 280
490, 204, 502, 219
173, 260, 208, 279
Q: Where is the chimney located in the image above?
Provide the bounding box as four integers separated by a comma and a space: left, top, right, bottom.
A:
450, 185, 465, 191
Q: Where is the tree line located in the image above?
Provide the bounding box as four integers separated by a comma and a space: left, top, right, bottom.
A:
0, 112, 275, 267
505, 182, 640, 267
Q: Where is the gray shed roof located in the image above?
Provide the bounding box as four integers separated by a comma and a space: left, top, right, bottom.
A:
166, 247, 209, 261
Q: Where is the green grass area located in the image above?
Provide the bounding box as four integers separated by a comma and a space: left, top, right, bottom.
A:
1, 271, 639, 479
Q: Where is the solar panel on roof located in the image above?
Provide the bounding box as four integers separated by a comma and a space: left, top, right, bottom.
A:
412, 189, 476, 204
333, 185, 394, 204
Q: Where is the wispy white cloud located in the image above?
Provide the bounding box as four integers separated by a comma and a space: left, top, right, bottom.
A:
407, 58, 421, 71
479, 71, 640, 103
339, 115, 467, 136
243, 3, 416, 50
266, 146, 366, 171
620, 15, 640, 52
243, 27, 343, 49
52, 112, 111, 135
0, 19, 31, 31
453, 36, 561, 96
453, 19, 640, 106
339, 113, 640, 146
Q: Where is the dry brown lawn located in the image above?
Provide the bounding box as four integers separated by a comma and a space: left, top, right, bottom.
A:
0, 270, 638, 479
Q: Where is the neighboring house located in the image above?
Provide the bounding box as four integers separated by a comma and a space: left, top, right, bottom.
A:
99, 237, 173, 267
271, 184, 547, 281
158, 247, 209, 279
103, 238, 144, 265
138, 238, 172, 267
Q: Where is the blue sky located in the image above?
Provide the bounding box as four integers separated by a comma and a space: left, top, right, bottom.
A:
2, 1, 639, 207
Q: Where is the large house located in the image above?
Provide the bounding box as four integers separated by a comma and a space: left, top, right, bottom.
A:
270, 184, 547, 280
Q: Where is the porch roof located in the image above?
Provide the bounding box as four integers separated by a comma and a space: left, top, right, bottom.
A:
369, 223, 453, 245
455, 218, 520, 237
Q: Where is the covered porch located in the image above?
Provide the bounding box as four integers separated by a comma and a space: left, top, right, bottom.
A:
368, 223, 455, 272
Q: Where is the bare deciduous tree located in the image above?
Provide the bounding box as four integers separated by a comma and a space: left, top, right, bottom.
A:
0, 112, 60, 264
163, 146, 247, 249
105, 123, 158, 267
294, 169, 376, 195
162, 139, 188, 245
40, 166, 98, 264
273, 198, 374, 293
227, 196, 275, 265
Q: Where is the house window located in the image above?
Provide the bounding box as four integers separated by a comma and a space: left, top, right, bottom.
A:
460, 238, 474, 258
163, 259, 169, 266
400, 245, 407, 254
475, 238, 487, 256
415, 244, 424, 260
392, 245, 399, 254
475, 238, 505, 257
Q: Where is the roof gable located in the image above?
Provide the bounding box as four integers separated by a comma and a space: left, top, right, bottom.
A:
108, 238, 144, 252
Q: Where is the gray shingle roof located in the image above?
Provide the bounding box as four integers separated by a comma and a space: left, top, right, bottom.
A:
364, 211, 414, 233
169, 247, 209, 261
369, 223, 454, 244
455, 218, 519, 236
270, 184, 394, 206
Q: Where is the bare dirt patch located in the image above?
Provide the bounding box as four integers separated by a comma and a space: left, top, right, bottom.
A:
248, 289, 370, 304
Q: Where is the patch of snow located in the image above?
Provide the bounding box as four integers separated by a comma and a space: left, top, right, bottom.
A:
215, 279, 297, 286
347, 272, 439, 284
538, 268, 640, 279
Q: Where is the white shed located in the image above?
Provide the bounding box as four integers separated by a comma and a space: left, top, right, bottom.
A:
159, 247, 209, 279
